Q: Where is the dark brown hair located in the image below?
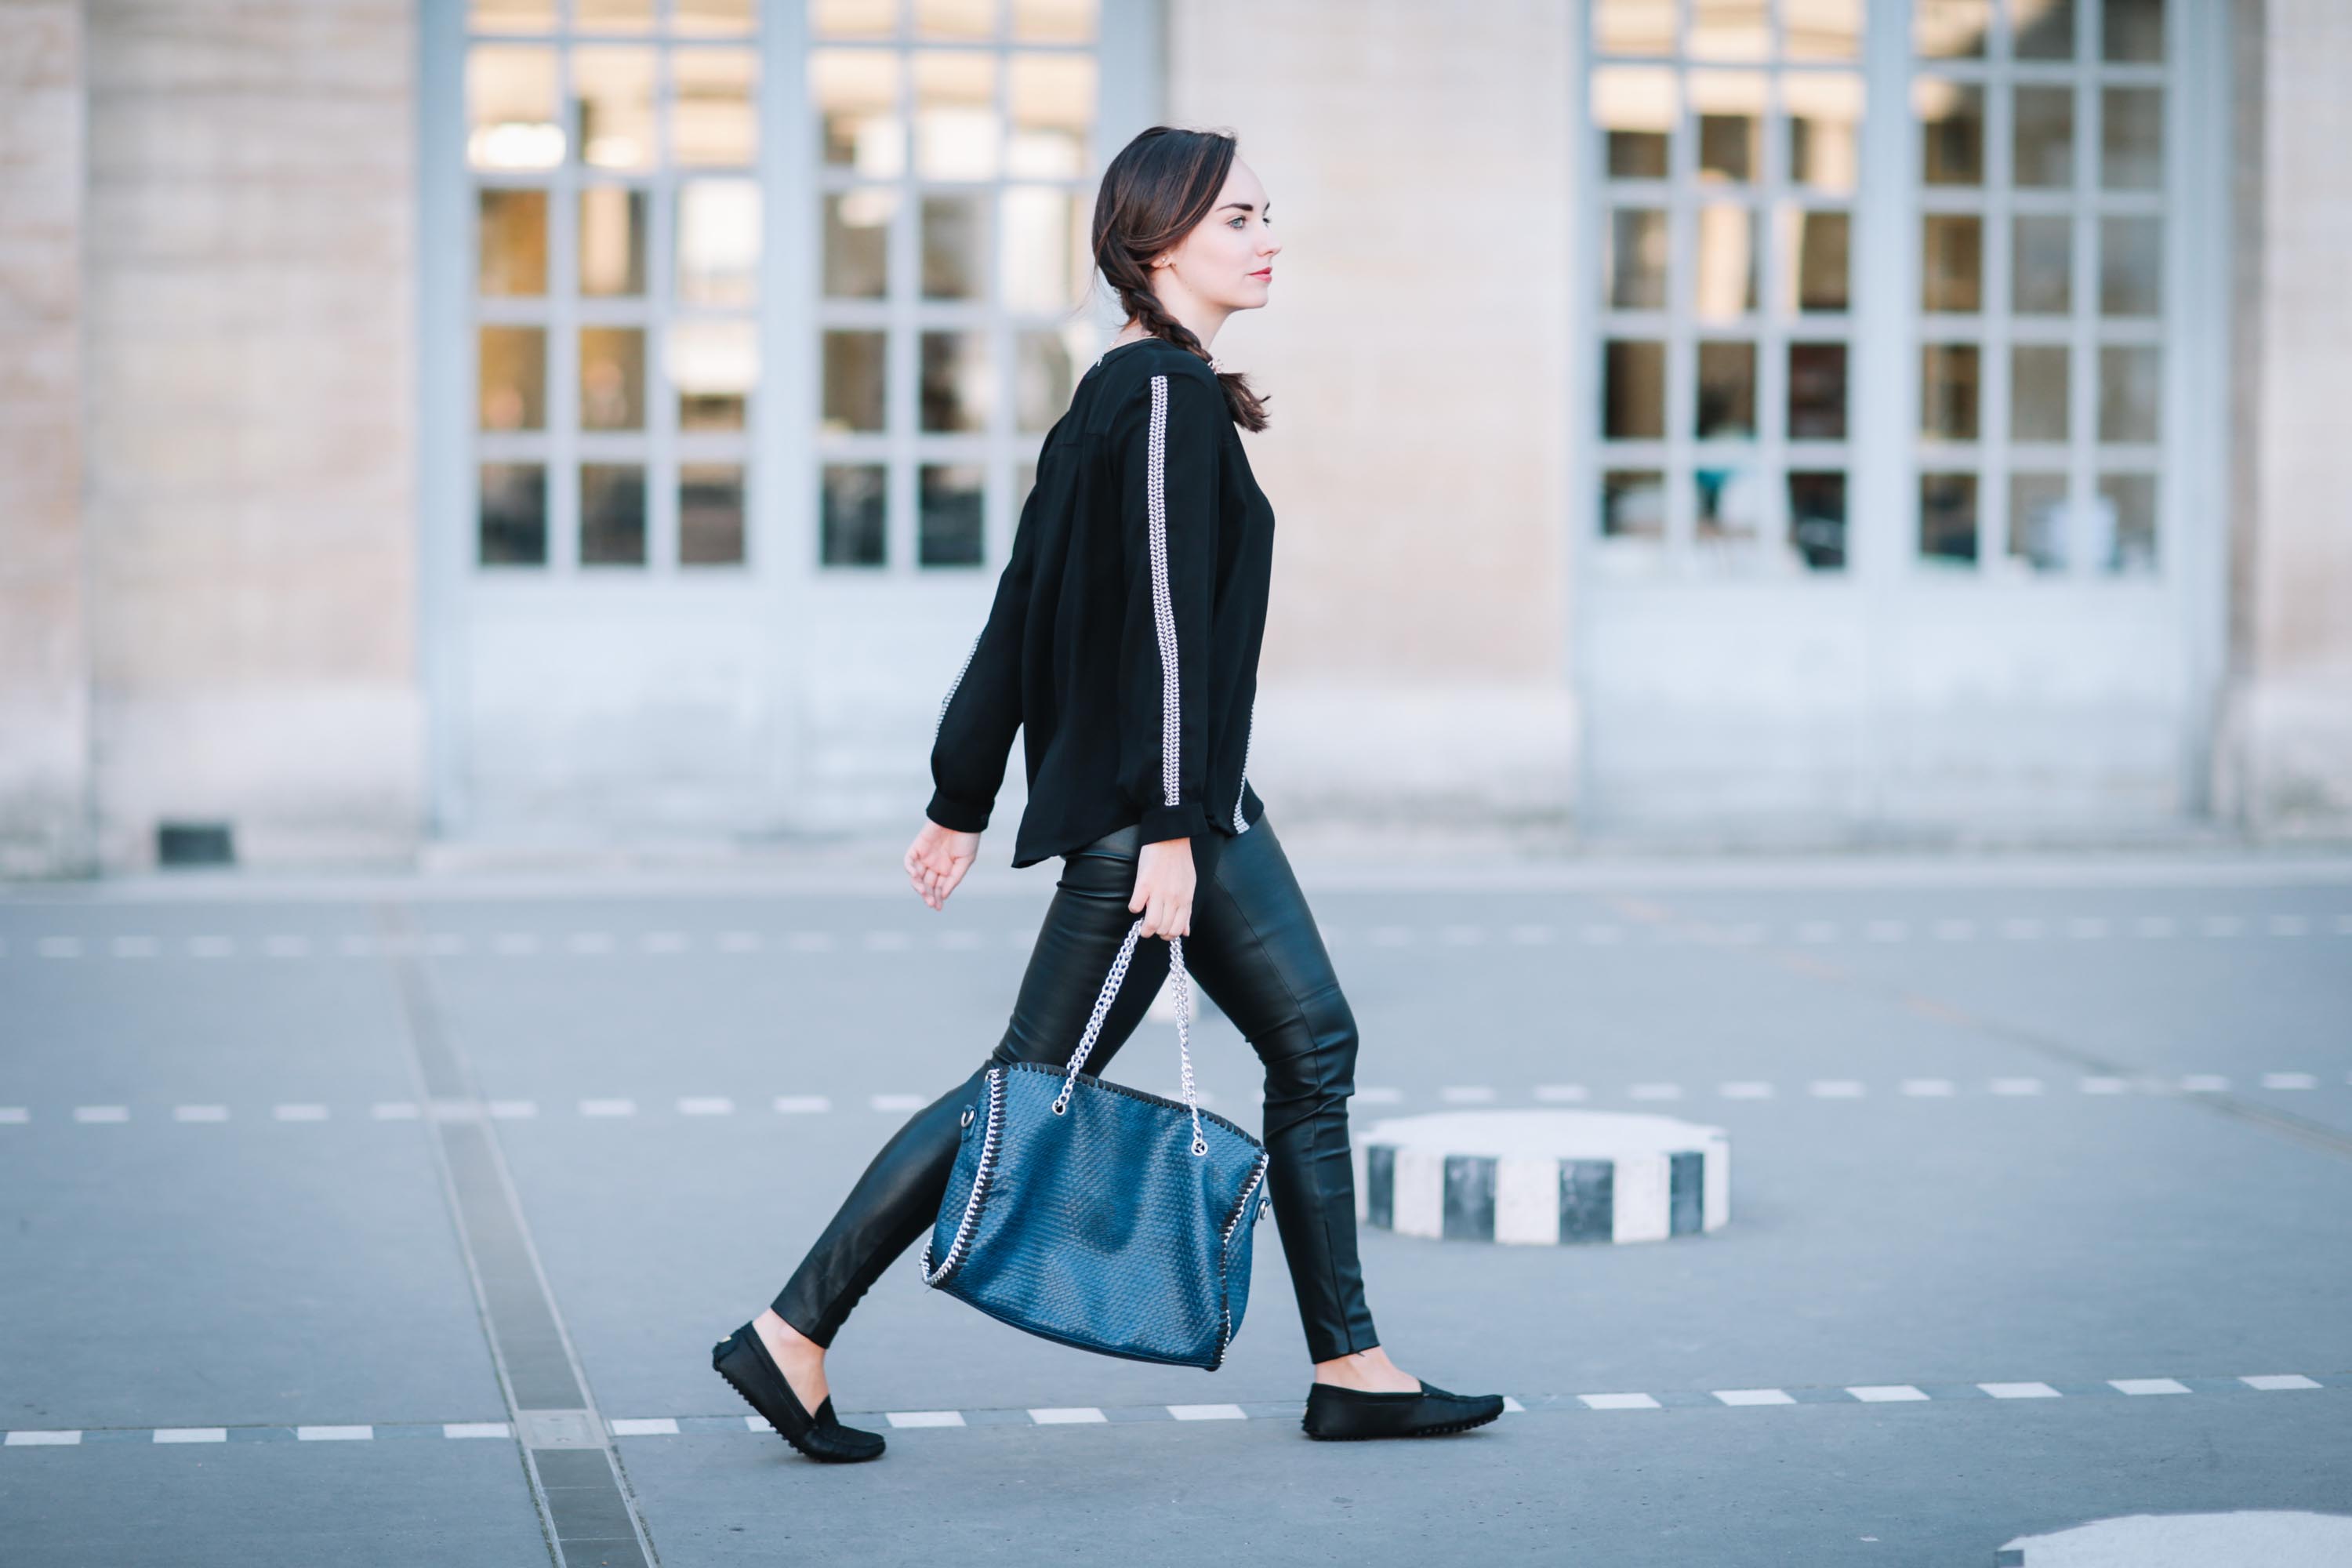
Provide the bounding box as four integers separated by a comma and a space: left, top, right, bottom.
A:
1091, 126, 1272, 433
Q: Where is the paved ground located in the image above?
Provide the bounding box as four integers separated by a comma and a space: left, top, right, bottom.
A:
4, 834, 2349, 1566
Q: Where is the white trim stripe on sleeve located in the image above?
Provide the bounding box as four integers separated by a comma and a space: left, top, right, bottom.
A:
1145, 374, 1181, 809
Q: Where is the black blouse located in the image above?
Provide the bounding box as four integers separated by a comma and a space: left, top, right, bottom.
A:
924, 335, 1274, 874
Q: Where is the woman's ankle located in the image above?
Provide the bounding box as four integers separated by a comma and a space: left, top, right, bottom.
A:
756, 1307, 823, 1360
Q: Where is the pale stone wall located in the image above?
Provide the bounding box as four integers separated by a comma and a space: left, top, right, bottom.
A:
79, 0, 422, 869
0, 0, 91, 877
1161, 0, 1577, 828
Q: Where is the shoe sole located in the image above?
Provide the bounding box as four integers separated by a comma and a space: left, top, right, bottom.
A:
712, 1335, 884, 1465
1299, 1403, 1504, 1441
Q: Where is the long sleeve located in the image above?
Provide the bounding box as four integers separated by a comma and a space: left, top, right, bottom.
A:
1113, 367, 1223, 845
924, 528, 1033, 833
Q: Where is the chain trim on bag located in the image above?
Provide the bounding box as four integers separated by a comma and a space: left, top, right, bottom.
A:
916, 1065, 1005, 1287
1210, 1149, 1272, 1366
1053, 915, 1207, 1156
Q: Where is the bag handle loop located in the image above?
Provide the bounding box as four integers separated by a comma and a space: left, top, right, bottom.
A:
1051, 916, 1207, 1157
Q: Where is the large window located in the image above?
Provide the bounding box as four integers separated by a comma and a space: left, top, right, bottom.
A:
810, 0, 1102, 572
466, 0, 760, 572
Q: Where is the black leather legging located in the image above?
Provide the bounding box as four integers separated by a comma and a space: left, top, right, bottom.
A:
771, 812, 1381, 1366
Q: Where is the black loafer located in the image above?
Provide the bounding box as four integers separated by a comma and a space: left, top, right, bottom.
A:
711, 1322, 886, 1463
1301, 1378, 1506, 1441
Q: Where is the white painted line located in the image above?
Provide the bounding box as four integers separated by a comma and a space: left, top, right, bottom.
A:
1795, 922, 1839, 943
1864, 921, 1908, 942
339, 935, 377, 957
174, 1105, 229, 1122
1579, 924, 1623, 943
488, 1101, 538, 1120
1900, 1079, 1955, 1098
1439, 925, 1486, 946
1998, 920, 2044, 941
1712, 1389, 1795, 1406
274, 1104, 329, 1122
296, 1425, 374, 1440
1717, 923, 1767, 945
38, 936, 84, 958
863, 931, 910, 951
5, 1430, 81, 1445
1357, 1087, 1404, 1105
1506, 925, 1555, 944
1719, 1082, 1775, 1099
717, 931, 762, 953
1577, 1393, 1661, 1410
871, 1094, 925, 1112
154, 1427, 227, 1443
2180, 1075, 2230, 1093
643, 932, 691, 954
936, 930, 984, 950
0, 1108, 27, 1123
1369, 927, 1414, 947
2078, 1076, 2130, 1094
774, 1095, 832, 1113
1027, 1407, 1107, 1424
371, 1101, 420, 1120
2240, 1374, 2321, 1391
114, 935, 162, 957
74, 1105, 128, 1123
579, 1098, 637, 1118
2064, 918, 2110, 939
568, 933, 615, 954
1440, 1086, 1496, 1105
444, 1421, 511, 1438
2267, 915, 2309, 936
492, 933, 539, 956
610, 1418, 679, 1436
2261, 1073, 2317, 1091
423, 934, 466, 957
2336, 914, 2352, 935
1501, 1396, 1527, 1413
1932, 920, 1977, 941
677, 1097, 735, 1116
884, 1410, 965, 1428
1978, 1382, 2061, 1399
1809, 1080, 1866, 1098
1534, 1083, 1590, 1102
1628, 1083, 1682, 1101
2201, 916, 2244, 937
2133, 916, 2177, 938
1167, 1404, 1247, 1421
2107, 1378, 2190, 1396
430, 1100, 482, 1121
1846, 1386, 1929, 1403
786, 932, 834, 952
1989, 1078, 2044, 1096
263, 935, 310, 958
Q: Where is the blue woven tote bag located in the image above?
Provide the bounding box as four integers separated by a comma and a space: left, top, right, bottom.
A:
917, 916, 1273, 1370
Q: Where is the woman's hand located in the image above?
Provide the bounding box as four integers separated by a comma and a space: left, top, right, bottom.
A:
1129, 836, 1196, 938
906, 818, 981, 910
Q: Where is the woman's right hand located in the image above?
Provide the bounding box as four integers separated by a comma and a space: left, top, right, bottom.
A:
906, 818, 981, 910
1129, 836, 1196, 939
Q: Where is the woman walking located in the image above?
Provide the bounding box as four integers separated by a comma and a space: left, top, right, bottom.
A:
712, 126, 1504, 1461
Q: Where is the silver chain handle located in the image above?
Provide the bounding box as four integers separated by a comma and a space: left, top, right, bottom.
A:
1051, 916, 1208, 1157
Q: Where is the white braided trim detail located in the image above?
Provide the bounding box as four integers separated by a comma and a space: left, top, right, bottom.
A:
934, 627, 985, 745
1145, 374, 1181, 811
1231, 699, 1254, 833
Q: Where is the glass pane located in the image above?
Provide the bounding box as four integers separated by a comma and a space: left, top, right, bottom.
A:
1922, 213, 1981, 311
919, 463, 985, 566
2007, 472, 2070, 571
675, 49, 758, 166
1921, 343, 1980, 439
1606, 209, 1668, 309
468, 46, 564, 170
1603, 340, 1666, 438
473, 0, 556, 31
572, 47, 656, 170
1600, 470, 1665, 539
1694, 204, 1759, 321
1001, 187, 1083, 310
2097, 471, 2157, 572
1784, 0, 1864, 61
1594, 67, 1673, 180
1787, 471, 1847, 568
921, 193, 988, 299
1693, 73, 1765, 183
822, 189, 894, 298
669, 318, 756, 431
2013, 0, 2074, 59
477, 188, 547, 296
2013, 213, 2072, 313
576, 0, 655, 29
820, 463, 887, 565
811, 0, 894, 38
1014, 330, 1076, 433
1918, 78, 1983, 186
681, 463, 746, 566
914, 51, 998, 180
2099, 215, 2161, 315
2097, 345, 2159, 442
822, 331, 886, 434
677, 178, 760, 306
1915, 0, 1990, 58
2103, 0, 2162, 62
1593, 0, 1675, 55
1691, 0, 1767, 60
1013, 0, 1096, 44
1918, 471, 1979, 564
811, 50, 903, 176
579, 327, 646, 430
479, 463, 548, 565
920, 331, 989, 433
579, 186, 647, 296
1695, 461, 1762, 550
916, 0, 993, 38
1788, 342, 1847, 438
2013, 86, 2073, 189
675, 0, 759, 35
1696, 340, 1756, 438
1791, 209, 1850, 311
1007, 53, 1093, 178
1786, 73, 1862, 192
581, 463, 647, 566
478, 326, 546, 430
2102, 87, 2161, 191
2011, 343, 2069, 441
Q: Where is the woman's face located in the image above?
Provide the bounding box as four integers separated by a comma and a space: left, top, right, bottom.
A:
1156, 158, 1279, 312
